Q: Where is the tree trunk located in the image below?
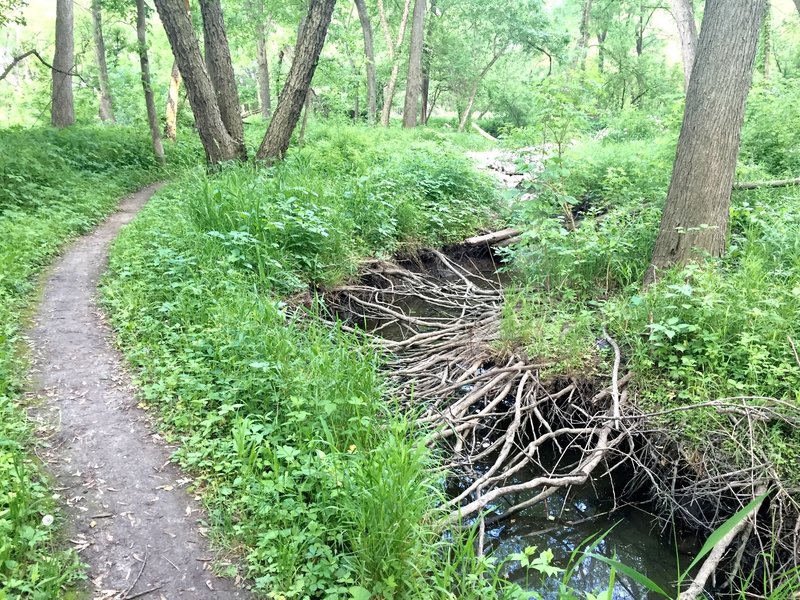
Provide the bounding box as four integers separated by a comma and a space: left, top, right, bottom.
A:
91, 0, 114, 122
164, 0, 189, 141
420, 0, 436, 125
256, 0, 336, 162
354, 0, 377, 124
457, 51, 503, 133
52, 0, 75, 127
671, 0, 698, 91
794, 0, 800, 16
164, 61, 181, 140
136, 0, 165, 164
761, 0, 771, 80
256, 12, 272, 118
298, 89, 314, 146
378, 0, 412, 126
153, 0, 243, 164
402, 0, 426, 128
597, 29, 607, 72
645, 0, 765, 284
576, 0, 593, 69
200, 0, 246, 157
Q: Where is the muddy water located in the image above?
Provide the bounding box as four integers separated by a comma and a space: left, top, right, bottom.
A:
341, 251, 696, 598
459, 461, 694, 599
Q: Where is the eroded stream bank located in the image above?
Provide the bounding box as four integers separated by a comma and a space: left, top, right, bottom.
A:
323, 245, 696, 598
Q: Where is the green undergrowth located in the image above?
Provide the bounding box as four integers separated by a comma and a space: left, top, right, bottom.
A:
501, 130, 800, 490
0, 125, 194, 599
101, 129, 557, 598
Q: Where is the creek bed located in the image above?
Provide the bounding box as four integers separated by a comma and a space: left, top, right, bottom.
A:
328, 248, 697, 598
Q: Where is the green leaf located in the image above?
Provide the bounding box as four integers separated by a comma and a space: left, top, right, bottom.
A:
584, 553, 669, 598
683, 492, 768, 576
349, 586, 372, 600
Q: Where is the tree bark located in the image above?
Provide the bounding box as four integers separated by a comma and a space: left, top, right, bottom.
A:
794, 0, 800, 16
91, 0, 115, 122
378, 0, 412, 126
256, 12, 272, 118
576, 0, 593, 69
402, 0, 426, 128
164, 61, 181, 140
200, 0, 246, 158
671, 0, 698, 91
136, 0, 165, 164
645, 0, 765, 284
52, 0, 75, 127
256, 0, 336, 162
457, 51, 503, 133
354, 0, 377, 124
164, 0, 189, 141
154, 0, 244, 164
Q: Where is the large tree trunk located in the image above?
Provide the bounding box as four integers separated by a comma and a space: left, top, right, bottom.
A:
576, 0, 593, 69
136, 0, 165, 164
671, 0, 698, 91
402, 0, 426, 128
354, 0, 377, 124
256, 0, 336, 162
645, 0, 765, 284
378, 0, 412, 126
164, 0, 189, 141
256, 10, 272, 119
91, 0, 115, 122
154, 0, 243, 164
457, 51, 503, 133
52, 0, 75, 127
200, 0, 246, 158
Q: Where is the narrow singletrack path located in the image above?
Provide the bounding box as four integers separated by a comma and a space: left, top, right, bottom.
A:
27, 184, 249, 599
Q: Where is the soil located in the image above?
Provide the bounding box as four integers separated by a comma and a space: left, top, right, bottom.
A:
26, 184, 250, 599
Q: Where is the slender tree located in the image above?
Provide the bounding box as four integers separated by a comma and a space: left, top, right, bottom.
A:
377, 0, 412, 126
52, 0, 75, 127
645, 0, 766, 283
255, 4, 272, 118
164, 0, 189, 141
257, 0, 336, 162
671, 0, 698, 91
761, 0, 771, 80
200, 0, 246, 158
353, 0, 376, 124
402, 0, 426, 128
91, 0, 115, 122
576, 0, 593, 68
136, 0, 165, 164
153, 0, 244, 163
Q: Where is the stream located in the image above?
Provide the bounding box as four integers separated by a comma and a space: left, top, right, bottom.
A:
332, 249, 697, 599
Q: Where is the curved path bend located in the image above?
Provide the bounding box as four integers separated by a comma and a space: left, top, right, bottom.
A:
27, 184, 249, 599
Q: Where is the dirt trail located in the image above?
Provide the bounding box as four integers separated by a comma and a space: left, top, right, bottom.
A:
27, 184, 249, 599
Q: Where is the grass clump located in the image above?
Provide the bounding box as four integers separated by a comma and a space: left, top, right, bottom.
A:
0, 125, 189, 599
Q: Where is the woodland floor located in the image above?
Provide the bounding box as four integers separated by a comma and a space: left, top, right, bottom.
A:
24, 184, 249, 599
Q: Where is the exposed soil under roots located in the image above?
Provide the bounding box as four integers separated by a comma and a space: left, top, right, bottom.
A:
321, 248, 800, 597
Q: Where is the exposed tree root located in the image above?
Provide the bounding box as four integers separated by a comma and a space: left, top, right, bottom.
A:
320, 250, 800, 596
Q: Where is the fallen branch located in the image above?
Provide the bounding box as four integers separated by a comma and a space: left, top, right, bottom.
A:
471, 121, 499, 142
678, 486, 768, 600
733, 177, 800, 191
463, 228, 521, 247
